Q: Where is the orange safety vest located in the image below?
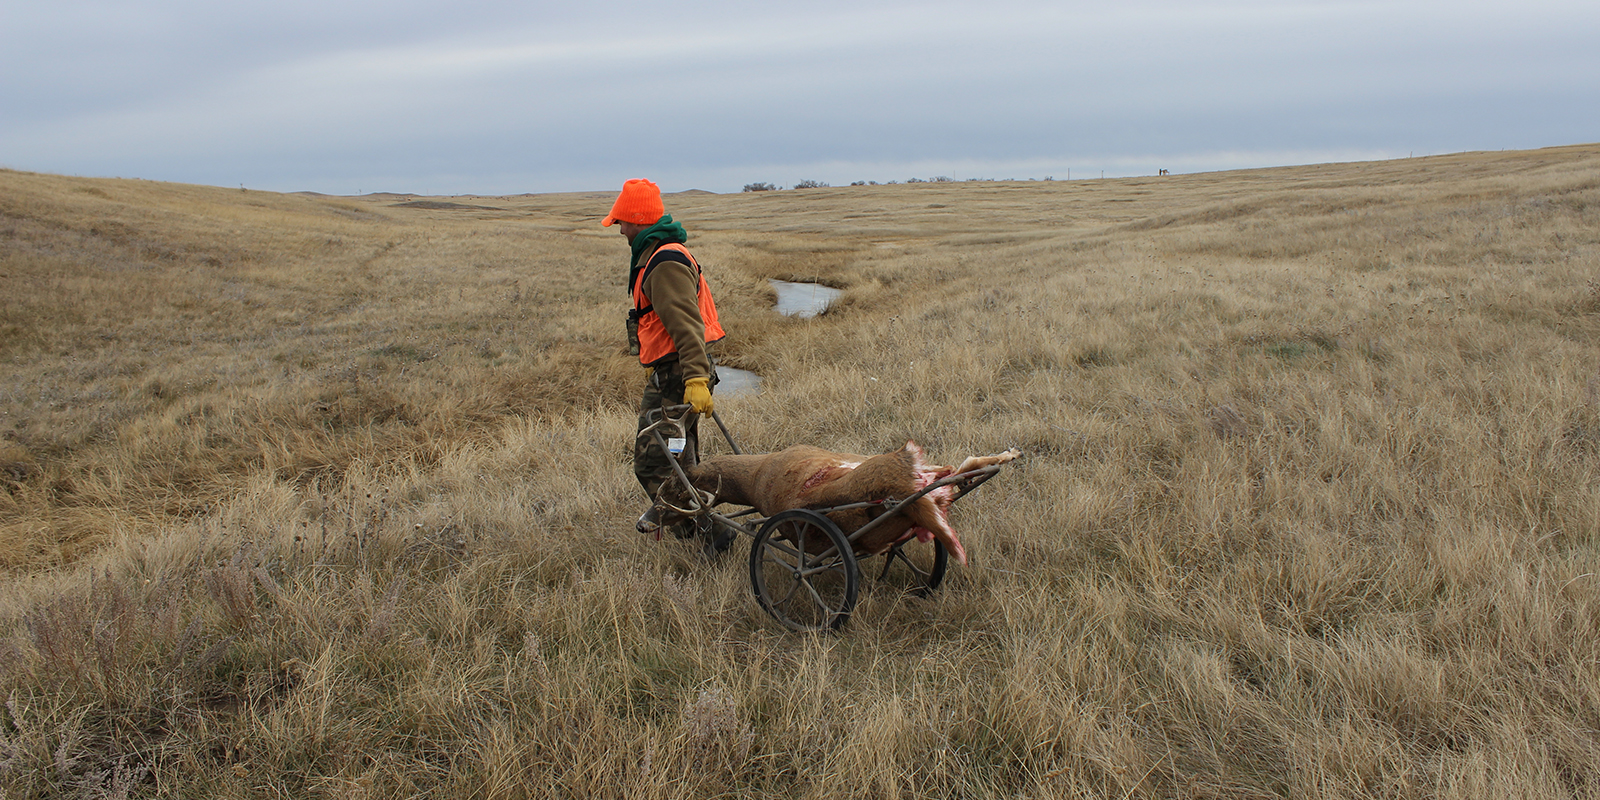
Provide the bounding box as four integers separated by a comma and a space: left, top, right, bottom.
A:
629, 243, 726, 367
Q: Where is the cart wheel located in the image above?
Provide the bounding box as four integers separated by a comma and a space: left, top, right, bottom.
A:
878, 538, 949, 597
749, 509, 859, 632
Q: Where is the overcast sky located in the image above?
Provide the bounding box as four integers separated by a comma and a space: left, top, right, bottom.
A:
3, 0, 1596, 195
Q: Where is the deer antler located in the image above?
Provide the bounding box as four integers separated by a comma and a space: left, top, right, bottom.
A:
656, 485, 715, 516
637, 413, 686, 443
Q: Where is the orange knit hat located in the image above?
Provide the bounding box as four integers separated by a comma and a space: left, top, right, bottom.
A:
601, 178, 664, 227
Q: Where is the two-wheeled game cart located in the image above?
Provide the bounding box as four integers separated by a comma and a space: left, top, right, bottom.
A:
640, 406, 1012, 632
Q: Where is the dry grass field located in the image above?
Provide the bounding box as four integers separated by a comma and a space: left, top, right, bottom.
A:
2, 144, 1598, 798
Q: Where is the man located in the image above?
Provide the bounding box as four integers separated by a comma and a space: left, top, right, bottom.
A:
602, 178, 725, 538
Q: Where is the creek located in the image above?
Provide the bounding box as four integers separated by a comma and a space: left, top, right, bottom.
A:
769, 279, 842, 318
716, 366, 762, 398
715, 281, 839, 399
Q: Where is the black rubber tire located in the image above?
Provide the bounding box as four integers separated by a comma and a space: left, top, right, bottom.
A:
749, 509, 860, 632
879, 538, 949, 597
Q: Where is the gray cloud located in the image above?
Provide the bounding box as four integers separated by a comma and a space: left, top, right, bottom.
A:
4, 0, 1596, 193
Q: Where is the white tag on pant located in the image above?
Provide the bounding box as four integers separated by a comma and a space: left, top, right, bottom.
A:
668, 437, 687, 455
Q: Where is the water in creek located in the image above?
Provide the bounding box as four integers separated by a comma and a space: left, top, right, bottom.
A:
712, 280, 838, 399
769, 279, 842, 318
715, 366, 762, 398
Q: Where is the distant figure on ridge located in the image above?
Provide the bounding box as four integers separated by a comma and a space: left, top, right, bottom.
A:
603, 179, 726, 540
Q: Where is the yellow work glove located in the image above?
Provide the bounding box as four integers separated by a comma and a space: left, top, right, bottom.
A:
683, 376, 714, 414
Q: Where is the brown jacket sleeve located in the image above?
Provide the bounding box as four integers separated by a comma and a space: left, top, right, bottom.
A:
640, 251, 712, 381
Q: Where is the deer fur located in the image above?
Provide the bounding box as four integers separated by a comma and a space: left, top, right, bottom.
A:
660, 442, 1019, 565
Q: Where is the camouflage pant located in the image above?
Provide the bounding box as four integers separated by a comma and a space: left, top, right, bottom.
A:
634, 362, 718, 500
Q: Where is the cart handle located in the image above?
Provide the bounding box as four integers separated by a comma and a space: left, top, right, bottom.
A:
641, 404, 743, 455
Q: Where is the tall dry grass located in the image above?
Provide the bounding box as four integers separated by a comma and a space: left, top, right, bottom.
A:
2, 145, 1598, 798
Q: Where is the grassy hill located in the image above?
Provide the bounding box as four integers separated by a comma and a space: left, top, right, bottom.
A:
2, 145, 1598, 797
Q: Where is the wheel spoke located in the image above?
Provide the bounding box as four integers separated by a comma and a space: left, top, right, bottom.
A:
760, 535, 805, 563
902, 552, 933, 580
802, 577, 839, 621
757, 525, 805, 612
878, 541, 948, 597
763, 552, 801, 606
800, 556, 845, 580
789, 520, 810, 574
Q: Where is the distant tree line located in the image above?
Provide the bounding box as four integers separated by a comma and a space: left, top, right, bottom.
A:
744, 174, 1072, 192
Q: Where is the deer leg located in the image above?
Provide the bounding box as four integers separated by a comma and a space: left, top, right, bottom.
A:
903, 495, 967, 566
951, 448, 1021, 474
